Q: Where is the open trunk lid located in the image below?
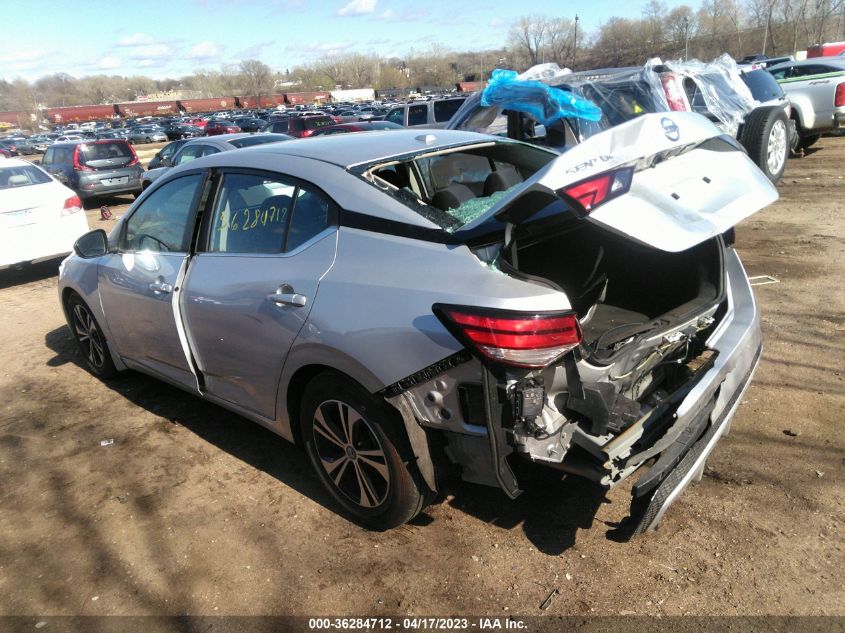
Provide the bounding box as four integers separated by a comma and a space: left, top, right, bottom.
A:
454, 112, 778, 252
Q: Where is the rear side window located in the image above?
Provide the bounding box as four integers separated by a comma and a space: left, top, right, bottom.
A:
433, 99, 465, 123
0, 165, 52, 189
741, 70, 784, 102
303, 117, 334, 130
208, 173, 296, 254
207, 172, 333, 254
408, 104, 428, 126
122, 174, 204, 253
44, 147, 73, 165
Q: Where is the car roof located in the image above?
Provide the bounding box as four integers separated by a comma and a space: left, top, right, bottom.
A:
0, 157, 38, 169
224, 128, 500, 168
768, 58, 845, 70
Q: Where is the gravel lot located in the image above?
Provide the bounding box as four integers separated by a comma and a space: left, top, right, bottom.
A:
0, 137, 842, 618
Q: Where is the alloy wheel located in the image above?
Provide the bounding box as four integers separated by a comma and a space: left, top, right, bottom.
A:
767, 119, 787, 175
312, 400, 390, 509
71, 302, 106, 369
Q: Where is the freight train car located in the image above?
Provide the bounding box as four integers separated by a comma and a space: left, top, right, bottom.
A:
0, 111, 28, 128
116, 100, 179, 118
177, 97, 238, 113
284, 91, 330, 105
236, 94, 287, 108
43, 104, 118, 123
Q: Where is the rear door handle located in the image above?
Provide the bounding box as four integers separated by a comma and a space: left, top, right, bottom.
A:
149, 280, 173, 294
267, 292, 307, 307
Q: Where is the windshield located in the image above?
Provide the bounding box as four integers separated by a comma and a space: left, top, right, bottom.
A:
0, 165, 52, 189
358, 141, 557, 232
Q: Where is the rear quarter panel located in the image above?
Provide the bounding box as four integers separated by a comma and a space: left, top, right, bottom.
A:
278, 227, 571, 400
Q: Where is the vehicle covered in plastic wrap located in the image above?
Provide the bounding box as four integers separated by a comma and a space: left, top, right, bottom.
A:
448, 55, 794, 183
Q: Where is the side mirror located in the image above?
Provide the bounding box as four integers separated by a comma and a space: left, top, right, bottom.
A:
30, 159, 41, 165
74, 229, 108, 259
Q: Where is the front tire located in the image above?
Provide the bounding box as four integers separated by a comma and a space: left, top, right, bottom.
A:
67, 293, 118, 379
742, 106, 789, 184
300, 372, 427, 529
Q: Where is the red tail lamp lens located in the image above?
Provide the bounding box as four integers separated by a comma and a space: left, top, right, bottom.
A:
434, 306, 583, 368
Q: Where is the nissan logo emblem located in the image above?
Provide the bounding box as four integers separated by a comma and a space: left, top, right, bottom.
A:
661, 117, 680, 141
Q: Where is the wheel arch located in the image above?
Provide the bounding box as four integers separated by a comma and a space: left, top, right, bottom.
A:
281, 356, 438, 493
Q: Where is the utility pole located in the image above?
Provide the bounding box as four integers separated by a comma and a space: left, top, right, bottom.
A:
573, 15, 579, 70
683, 16, 690, 60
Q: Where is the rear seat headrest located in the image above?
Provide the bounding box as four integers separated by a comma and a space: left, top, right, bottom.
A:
431, 183, 475, 211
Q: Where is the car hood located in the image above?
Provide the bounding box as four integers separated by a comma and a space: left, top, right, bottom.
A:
454, 112, 778, 252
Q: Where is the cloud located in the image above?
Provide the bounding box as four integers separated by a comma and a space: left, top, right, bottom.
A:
234, 40, 274, 60
188, 41, 223, 60
117, 33, 156, 47
0, 49, 47, 64
292, 41, 353, 55
126, 44, 173, 61
97, 56, 122, 70
337, 0, 376, 16
374, 8, 428, 22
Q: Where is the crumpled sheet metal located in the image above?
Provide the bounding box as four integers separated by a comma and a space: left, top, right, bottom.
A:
481, 68, 603, 125
662, 54, 758, 137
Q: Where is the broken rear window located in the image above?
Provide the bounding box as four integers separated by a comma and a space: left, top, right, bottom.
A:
358, 141, 556, 232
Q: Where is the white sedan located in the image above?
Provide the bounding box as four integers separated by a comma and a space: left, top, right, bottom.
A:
0, 158, 90, 270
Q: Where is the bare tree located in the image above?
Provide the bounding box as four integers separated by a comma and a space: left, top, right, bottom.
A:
508, 15, 548, 66
239, 59, 273, 98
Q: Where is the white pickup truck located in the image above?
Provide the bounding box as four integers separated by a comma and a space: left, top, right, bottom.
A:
767, 58, 845, 149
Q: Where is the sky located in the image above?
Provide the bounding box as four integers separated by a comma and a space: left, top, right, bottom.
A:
2, 0, 693, 81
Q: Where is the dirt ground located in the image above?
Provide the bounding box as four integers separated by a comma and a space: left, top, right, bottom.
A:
0, 137, 842, 619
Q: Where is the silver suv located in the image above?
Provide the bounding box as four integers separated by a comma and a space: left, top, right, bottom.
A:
40, 139, 143, 203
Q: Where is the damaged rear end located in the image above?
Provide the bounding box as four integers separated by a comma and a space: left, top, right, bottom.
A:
378, 113, 776, 533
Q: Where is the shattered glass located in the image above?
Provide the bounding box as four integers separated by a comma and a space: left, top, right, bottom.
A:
443, 185, 521, 231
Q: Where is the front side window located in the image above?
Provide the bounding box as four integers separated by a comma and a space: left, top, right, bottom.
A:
385, 108, 405, 125
173, 144, 215, 166
207, 172, 333, 254
122, 174, 204, 252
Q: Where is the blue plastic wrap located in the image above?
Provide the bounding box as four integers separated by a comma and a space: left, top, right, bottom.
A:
481, 69, 603, 125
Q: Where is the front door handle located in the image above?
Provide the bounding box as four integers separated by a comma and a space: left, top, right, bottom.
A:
267, 291, 307, 307
149, 279, 173, 294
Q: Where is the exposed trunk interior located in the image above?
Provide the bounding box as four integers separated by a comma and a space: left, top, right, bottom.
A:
503, 217, 722, 358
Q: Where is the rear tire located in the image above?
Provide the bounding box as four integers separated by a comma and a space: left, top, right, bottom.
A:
66, 293, 118, 379
300, 371, 427, 530
741, 106, 789, 184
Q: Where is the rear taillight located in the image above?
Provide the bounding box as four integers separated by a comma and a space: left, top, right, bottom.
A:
72, 146, 93, 172
557, 166, 633, 215
301, 129, 315, 137
835, 82, 845, 107
661, 74, 689, 111
61, 195, 83, 216
434, 305, 583, 369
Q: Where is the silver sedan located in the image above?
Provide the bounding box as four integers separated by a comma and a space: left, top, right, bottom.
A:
59, 117, 776, 533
